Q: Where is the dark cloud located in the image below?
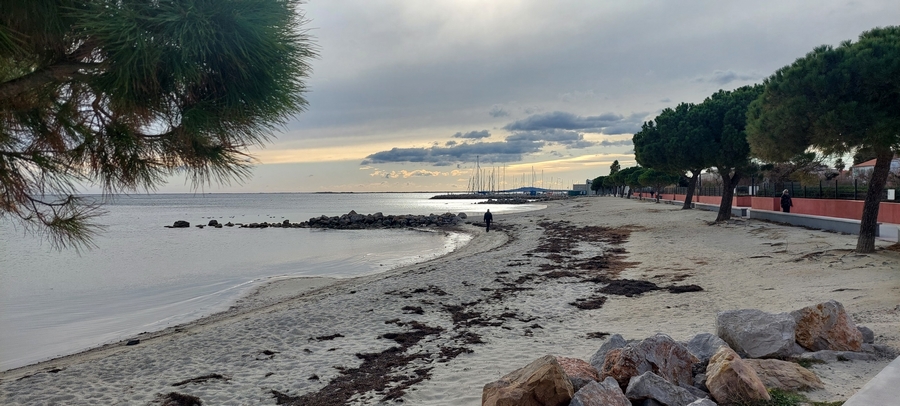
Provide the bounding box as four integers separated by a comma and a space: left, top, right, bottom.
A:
445, 140, 457, 146
489, 105, 509, 117
503, 111, 645, 135
362, 140, 545, 165
453, 130, 491, 139
506, 129, 596, 149
694, 70, 760, 85
506, 129, 580, 143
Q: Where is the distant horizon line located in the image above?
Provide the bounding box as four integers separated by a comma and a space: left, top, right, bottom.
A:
75, 189, 574, 196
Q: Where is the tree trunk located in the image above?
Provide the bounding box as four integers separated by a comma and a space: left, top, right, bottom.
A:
855, 149, 891, 253
715, 171, 741, 222
682, 171, 699, 210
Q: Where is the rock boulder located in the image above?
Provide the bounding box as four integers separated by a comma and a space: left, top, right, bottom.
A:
705, 347, 770, 404
684, 333, 729, 365
482, 355, 574, 406
570, 377, 630, 406
599, 333, 698, 390
554, 356, 599, 392
858, 326, 875, 344
791, 300, 863, 352
624, 372, 700, 406
589, 334, 629, 371
716, 309, 798, 358
743, 358, 824, 391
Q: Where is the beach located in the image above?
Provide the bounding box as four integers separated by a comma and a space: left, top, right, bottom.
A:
1, 196, 898, 405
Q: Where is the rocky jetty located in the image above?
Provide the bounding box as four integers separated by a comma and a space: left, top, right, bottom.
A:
299, 211, 464, 229
483, 300, 896, 406
165, 211, 468, 230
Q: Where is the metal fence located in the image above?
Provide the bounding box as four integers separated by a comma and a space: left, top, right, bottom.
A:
661, 179, 899, 202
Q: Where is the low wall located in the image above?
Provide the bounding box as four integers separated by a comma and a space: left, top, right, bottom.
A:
661, 194, 750, 207
665, 194, 900, 224
748, 210, 875, 236
693, 202, 747, 217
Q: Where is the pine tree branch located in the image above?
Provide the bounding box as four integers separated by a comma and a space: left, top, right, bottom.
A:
0, 62, 99, 101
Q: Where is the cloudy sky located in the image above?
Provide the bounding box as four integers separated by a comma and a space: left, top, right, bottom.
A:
155, 0, 898, 193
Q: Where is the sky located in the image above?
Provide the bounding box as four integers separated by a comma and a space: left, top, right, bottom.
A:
149, 0, 899, 193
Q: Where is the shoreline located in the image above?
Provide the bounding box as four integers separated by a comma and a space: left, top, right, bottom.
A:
0, 224, 482, 377
2, 197, 897, 405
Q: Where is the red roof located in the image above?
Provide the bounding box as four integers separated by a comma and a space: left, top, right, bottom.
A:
850, 157, 900, 168
851, 158, 878, 168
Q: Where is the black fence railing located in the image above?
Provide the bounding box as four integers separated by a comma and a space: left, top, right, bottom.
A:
659, 179, 899, 202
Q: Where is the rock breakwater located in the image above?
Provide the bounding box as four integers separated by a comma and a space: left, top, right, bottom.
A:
299, 210, 465, 229
166, 211, 468, 230
482, 300, 898, 406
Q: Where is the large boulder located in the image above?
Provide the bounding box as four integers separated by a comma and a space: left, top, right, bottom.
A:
624, 372, 701, 406
554, 356, 599, 392
599, 333, 698, 390
716, 309, 798, 358
791, 300, 863, 352
482, 355, 574, 406
570, 377, 630, 406
705, 347, 770, 404
589, 334, 629, 371
684, 333, 730, 365
743, 358, 824, 391
171, 220, 190, 228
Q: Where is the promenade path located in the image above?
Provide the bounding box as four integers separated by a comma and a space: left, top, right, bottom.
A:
653, 197, 900, 242
844, 356, 900, 406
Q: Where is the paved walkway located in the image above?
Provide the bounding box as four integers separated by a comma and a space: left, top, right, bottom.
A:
657, 198, 900, 242
844, 356, 900, 406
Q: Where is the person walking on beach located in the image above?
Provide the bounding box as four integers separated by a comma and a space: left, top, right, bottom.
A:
781, 189, 793, 213
483, 209, 493, 232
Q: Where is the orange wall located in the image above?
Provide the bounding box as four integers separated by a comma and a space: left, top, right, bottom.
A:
660, 194, 750, 207
662, 194, 900, 223
751, 197, 780, 211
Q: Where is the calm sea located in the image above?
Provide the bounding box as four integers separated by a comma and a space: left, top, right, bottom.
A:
0, 193, 545, 370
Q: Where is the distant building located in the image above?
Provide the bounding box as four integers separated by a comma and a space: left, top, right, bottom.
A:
572, 179, 591, 195
850, 157, 900, 180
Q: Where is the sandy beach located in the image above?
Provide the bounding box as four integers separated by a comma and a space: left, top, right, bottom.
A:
1, 196, 898, 405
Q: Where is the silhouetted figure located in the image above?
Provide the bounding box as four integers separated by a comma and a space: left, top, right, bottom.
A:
781, 189, 793, 213
483, 209, 493, 232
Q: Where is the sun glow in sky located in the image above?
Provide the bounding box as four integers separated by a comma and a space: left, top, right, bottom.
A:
134, 0, 898, 193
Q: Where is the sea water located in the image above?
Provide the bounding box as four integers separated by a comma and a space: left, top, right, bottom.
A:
0, 193, 545, 370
